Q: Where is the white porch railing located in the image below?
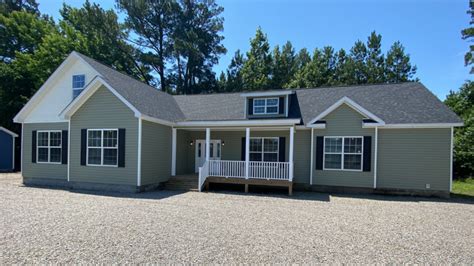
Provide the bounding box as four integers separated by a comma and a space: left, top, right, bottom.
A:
207, 160, 292, 181
198, 160, 209, 192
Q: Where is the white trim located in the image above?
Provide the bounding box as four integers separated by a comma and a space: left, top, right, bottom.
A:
245, 128, 250, 179
307, 123, 326, 129
306, 96, 385, 126
12, 132, 15, 170
289, 127, 294, 181
86, 129, 119, 167
310, 128, 314, 185
370, 123, 464, 129
67, 121, 71, 181
176, 119, 301, 127
253, 97, 279, 115
61, 76, 141, 119
140, 115, 175, 127
137, 119, 142, 186
20, 124, 23, 173
450, 126, 454, 192
0, 127, 18, 137
241, 90, 294, 97
323, 136, 363, 172
36, 130, 62, 164
205, 128, 211, 162
23, 120, 68, 124
171, 128, 177, 176
373, 127, 378, 189
13, 52, 80, 123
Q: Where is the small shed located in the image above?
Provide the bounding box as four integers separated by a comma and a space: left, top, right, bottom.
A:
0, 127, 18, 172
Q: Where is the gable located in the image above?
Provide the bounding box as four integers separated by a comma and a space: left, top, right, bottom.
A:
322, 103, 366, 127
72, 85, 135, 120
15, 53, 99, 123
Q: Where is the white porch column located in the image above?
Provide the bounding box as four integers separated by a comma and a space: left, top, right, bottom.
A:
373, 126, 378, 189
205, 128, 211, 162
171, 128, 177, 176
245, 128, 250, 179
310, 128, 314, 185
289, 127, 295, 181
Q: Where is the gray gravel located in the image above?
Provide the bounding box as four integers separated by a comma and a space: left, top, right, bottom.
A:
1, 174, 473, 264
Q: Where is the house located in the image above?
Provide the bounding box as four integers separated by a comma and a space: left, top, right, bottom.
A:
13, 51, 463, 196
0, 127, 18, 172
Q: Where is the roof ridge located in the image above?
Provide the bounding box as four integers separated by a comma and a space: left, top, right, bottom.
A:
74, 51, 165, 94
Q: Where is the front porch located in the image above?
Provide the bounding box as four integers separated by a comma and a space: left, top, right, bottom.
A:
171, 127, 295, 195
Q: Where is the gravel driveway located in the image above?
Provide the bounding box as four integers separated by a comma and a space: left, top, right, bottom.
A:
1, 174, 473, 264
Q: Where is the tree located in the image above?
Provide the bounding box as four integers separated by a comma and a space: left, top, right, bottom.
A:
349, 40, 368, 84
172, 0, 226, 94
445, 81, 474, 178
385, 41, 417, 83
224, 49, 245, 92
117, 0, 178, 91
241, 27, 272, 90
366, 31, 385, 83
0, 0, 39, 15
61, 1, 150, 82
461, 1, 474, 73
271, 41, 296, 89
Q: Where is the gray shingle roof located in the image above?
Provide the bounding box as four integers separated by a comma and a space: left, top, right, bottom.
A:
76, 52, 185, 122
75, 52, 461, 125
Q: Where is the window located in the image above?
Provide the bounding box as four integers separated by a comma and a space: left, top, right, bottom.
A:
249, 137, 279, 162
323, 137, 363, 171
72, 74, 85, 99
87, 129, 118, 166
37, 131, 61, 163
253, 98, 279, 114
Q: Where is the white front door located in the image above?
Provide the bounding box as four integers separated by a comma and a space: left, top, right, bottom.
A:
195, 139, 222, 173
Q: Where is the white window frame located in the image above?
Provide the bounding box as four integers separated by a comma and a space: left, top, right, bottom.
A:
36, 130, 62, 164
249, 137, 279, 162
253, 97, 279, 115
323, 136, 363, 172
86, 129, 119, 167
72, 74, 85, 99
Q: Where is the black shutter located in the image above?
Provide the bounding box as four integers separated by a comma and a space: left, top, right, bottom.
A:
315, 136, 324, 170
248, 98, 253, 115
80, 129, 86, 166
241, 137, 246, 161
31, 130, 37, 163
118, 128, 126, 167
61, 130, 68, 164
363, 136, 372, 172
279, 137, 286, 162
278, 96, 285, 114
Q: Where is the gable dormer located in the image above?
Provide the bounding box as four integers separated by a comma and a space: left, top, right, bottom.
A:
241, 90, 294, 118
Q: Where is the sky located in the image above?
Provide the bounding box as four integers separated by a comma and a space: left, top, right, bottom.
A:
37, 0, 471, 100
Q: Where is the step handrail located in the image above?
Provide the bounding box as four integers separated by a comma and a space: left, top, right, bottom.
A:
198, 160, 209, 192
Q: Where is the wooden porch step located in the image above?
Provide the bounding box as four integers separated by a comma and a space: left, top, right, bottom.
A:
164, 175, 199, 191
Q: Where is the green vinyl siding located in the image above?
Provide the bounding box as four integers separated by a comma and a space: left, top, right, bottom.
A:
313, 104, 375, 188
377, 128, 451, 191
293, 130, 311, 184
141, 120, 172, 185
70, 86, 138, 186
22, 122, 68, 180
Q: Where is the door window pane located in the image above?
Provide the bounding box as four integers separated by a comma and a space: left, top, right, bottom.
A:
210, 143, 214, 157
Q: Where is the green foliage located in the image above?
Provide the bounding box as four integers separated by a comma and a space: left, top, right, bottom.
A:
223, 50, 245, 92
445, 81, 474, 179
117, 0, 226, 94
452, 178, 474, 197
385, 41, 417, 83
461, 1, 474, 73
241, 27, 272, 90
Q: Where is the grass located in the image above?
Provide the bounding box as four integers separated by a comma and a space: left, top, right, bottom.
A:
452, 177, 474, 198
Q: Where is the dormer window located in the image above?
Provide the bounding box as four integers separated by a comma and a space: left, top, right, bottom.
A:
254, 98, 279, 115
72, 74, 85, 99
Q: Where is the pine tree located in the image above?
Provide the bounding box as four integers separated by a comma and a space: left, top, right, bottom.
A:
225, 50, 245, 92
366, 31, 385, 83
385, 41, 417, 82
241, 27, 272, 90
